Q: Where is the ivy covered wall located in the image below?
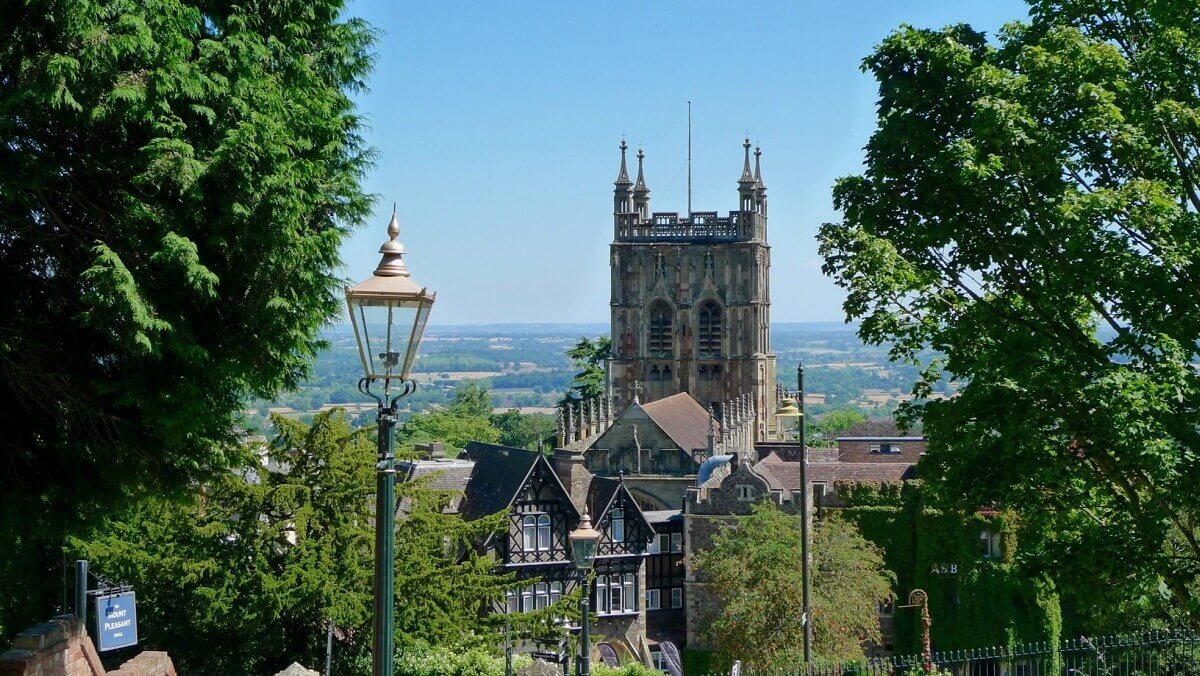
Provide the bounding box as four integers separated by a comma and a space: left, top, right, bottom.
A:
837, 482, 1062, 656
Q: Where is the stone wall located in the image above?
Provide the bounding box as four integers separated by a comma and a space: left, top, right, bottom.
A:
0, 615, 174, 676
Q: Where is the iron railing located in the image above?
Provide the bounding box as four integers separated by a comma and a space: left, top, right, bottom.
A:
714, 629, 1200, 676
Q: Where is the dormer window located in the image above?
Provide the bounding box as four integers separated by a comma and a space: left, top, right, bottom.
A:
736, 484, 753, 501
611, 508, 625, 543
522, 514, 552, 551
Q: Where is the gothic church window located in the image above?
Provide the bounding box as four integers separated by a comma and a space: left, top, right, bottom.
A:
648, 301, 673, 357
698, 301, 722, 358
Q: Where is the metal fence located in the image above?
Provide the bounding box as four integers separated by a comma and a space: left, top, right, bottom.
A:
720, 629, 1200, 676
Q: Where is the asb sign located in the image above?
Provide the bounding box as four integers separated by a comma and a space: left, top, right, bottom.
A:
95, 591, 138, 651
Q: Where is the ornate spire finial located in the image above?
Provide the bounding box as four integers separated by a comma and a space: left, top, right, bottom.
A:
754, 145, 764, 186
634, 147, 649, 194
616, 139, 631, 185
632, 380, 642, 405
739, 137, 754, 183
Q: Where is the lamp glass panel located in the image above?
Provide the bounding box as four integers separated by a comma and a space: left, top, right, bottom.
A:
346, 296, 431, 380
571, 537, 598, 570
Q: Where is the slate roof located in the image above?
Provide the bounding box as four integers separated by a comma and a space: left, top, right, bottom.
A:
642, 509, 682, 526
756, 454, 917, 489
641, 393, 715, 453
396, 458, 475, 513
586, 476, 621, 519
837, 418, 924, 440
458, 442, 541, 522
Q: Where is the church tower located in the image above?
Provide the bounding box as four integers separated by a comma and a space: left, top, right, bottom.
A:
609, 139, 777, 440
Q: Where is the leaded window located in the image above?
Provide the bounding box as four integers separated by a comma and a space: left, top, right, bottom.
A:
648, 302, 673, 357
698, 301, 722, 358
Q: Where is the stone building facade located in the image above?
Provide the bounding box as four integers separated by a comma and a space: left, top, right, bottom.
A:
607, 139, 777, 441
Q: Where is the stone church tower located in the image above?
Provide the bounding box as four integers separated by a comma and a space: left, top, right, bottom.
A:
608, 139, 777, 440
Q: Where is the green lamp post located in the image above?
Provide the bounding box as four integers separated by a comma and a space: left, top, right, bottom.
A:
345, 208, 436, 676
569, 512, 601, 676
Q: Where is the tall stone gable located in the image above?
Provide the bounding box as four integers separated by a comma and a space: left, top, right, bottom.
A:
608, 138, 777, 440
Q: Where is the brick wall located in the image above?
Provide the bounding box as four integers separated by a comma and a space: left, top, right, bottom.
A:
0, 615, 174, 676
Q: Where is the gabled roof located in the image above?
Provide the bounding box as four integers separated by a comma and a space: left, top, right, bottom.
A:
641, 393, 714, 453
396, 458, 475, 514
586, 476, 622, 519
837, 419, 924, 440
458, 442, 542, 522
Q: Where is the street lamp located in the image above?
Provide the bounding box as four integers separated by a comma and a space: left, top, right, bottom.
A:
346, 208, 436, 676
568, 513, 601, 676
797, 362, 812, 665
773, 397, 801, 440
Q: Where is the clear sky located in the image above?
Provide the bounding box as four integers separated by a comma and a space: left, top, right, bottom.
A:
339, 0, 1030, 325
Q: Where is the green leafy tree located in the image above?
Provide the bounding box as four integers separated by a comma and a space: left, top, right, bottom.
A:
0, 0, 374, 633
819, 0, 1200, 629
399, 380, 500, 452
74, 409, 514, 673
563, 336, 612, 402
809, 408, 869, 444
490, 409, 557, 451
689, 503, 893, 669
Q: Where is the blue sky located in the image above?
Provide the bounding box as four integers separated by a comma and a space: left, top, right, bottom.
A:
340, 0, 1030, 325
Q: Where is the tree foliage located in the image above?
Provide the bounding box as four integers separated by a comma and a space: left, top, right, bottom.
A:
563, 336, 611, 402
72, 409, 515, 673
689, 503, 893, 669
399, 380, 501, 452
490, 409, 556, 451
0, 0, 375, 632
819, 0, 1200, 628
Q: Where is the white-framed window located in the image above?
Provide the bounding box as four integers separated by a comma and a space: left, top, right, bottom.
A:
505, 581, 564, 614
611, 508, 624, 543
869, 444, 881, 453
670, 532, 683, 553
651, 650, 668, 672
538, 514, 551, 550
646, 588, 661, 610
736, 484, 753, 501
670, 587, 683, 609
813, 482, 828, 505
521, 514, 552, 551
980, 530, 1002, 558
596, 573, 637, 615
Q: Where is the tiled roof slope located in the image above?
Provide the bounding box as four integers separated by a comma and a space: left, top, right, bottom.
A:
396, 458, 474, 513
641, 392, 715, 453
757, 454, 916, 488
458, 442, 541, 522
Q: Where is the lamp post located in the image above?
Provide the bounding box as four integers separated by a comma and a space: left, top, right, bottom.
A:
798, 361, 812, 665
568, 513, 601, 676
899, 589, 933, 673
345, 208, 436, 676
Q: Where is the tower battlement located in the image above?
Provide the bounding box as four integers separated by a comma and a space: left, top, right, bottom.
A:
614, 210, 765, 243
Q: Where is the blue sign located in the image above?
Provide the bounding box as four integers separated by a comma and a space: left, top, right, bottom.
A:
95, 591, 138, 651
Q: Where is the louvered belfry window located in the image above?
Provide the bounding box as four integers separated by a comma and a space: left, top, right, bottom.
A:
698, 301, 722, 358
648, 301, 673, 357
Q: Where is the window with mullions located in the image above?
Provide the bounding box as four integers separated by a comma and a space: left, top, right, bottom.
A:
521, 514, 552, 551
595, 573, 637, 615
506, 581, 563, 614
648, 302, 673, 357
697, 301, 722, 358
611, 509, 624, 543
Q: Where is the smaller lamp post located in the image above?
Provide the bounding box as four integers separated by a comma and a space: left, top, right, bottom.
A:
346, 208, 436, 676
568, 513, 601, 676
773, 398, 801, 441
